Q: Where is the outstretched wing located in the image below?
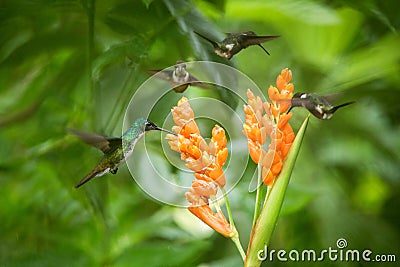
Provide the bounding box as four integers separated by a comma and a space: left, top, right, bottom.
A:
69, 129, 121, 154
147, 69, 173, 82
194, 31, 219, 49
188, 74, 210, 90
317, 93, 342, 104
240, 34, 279, 47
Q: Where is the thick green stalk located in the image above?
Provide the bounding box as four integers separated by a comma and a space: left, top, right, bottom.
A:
245, 116, 309, 267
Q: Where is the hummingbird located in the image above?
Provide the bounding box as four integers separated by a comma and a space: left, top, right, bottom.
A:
147, 60, 210, 93
194, 31, 279, 59
70, 118, 175, 188
288, 92, 355, 120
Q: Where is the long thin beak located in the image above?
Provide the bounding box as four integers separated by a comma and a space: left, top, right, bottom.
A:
258, 44, 270, 56
156, 126, 177, 136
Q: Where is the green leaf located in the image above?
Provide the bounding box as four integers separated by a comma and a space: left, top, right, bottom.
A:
244, 115, 309, 267
92, 38, 148, 81
142, 0, 155, 9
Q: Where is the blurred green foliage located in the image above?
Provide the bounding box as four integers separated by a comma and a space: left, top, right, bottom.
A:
0, 0, 399, 266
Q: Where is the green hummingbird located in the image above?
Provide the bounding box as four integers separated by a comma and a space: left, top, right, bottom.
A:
289, 92, 355, 120
194, 31, 279, 59
147, 60, 210, 93
70, 118, 175, 188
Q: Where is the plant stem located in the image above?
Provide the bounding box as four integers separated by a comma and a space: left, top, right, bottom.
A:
221, 188, 235, 229
232, 235, 246, 261
221, 187, 246, 261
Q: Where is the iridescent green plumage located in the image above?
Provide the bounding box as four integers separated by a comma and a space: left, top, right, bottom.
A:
70, 118, 174, 188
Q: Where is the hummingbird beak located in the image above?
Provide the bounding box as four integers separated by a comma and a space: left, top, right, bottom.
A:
156, 126, 177, 136
258, 44, 270, 56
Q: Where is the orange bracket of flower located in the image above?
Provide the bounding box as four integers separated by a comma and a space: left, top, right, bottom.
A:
166, 97, 235, 238
243, 68, 296, 186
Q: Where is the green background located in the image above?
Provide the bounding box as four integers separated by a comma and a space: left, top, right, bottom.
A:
0, 0, 399, 266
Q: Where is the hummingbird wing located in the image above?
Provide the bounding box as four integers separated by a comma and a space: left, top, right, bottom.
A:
146, 69, 173, 82
194, 31, 219, 49
69, 129, 122, 154
316, 93, 343, 104
240, 34, 279, 47
188, 74, 210, 90
238, 33, 279, 56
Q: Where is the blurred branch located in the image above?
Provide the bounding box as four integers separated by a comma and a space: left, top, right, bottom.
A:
0, 102, 40, 128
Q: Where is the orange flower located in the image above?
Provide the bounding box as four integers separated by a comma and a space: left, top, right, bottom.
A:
185, 180, 234, 238
167, 97, 235, 238
243, 68, 295, 186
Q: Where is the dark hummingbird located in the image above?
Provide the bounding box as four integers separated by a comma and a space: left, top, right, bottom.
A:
194, 31, 279, 59
147, 60, 210, 93
70, 118, 175, 188
288, 92, 355, 120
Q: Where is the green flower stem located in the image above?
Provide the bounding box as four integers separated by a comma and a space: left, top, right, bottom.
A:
232, 235, 246, 261
252, 163, 266, 226
245, 116, 309, 267
221, 188, 235, 229
221, 187, 246, 261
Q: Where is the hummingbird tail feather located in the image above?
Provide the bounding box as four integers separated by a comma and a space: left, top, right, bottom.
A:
74, 169, 101, 188
332, 101, 355, 113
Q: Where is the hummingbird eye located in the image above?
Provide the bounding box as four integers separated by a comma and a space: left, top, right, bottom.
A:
145, 120, 158, 131
300, 93, 308, 99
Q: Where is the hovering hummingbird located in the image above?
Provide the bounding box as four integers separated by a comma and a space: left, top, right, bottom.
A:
70, 118, 175, 188
147, 60, 209, 93
288, 92, 355, 120
194, 31, 279, 59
